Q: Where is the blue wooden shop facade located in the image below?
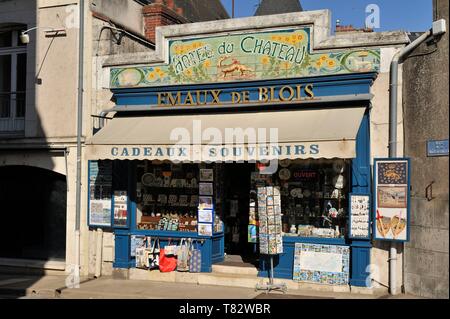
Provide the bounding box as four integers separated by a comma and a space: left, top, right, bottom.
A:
89, 72, 376, 287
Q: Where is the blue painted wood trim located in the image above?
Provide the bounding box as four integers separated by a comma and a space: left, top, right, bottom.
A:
350, 242, 371, 287
113, 229, 131, 269
113, 161, 132, 269
349, 111, 372, 286
111, 73, 378, 95
111, 73, 377, 108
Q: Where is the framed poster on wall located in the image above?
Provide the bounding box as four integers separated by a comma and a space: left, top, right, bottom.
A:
113, 190, 128, 228
88, 160, 113, 228
373, 158, 410, 242
348, 193, 370, 239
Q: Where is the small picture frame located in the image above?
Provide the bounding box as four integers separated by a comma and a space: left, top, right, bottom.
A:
200, 169, 214, 182
199, 182, 214, 196
198, 209, 213, 223
198, 196, 213, 210
198, 223, 213, 236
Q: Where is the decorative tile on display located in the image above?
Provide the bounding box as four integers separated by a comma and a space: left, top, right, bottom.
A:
293, 243, 349, 285
111, 27, 380, 89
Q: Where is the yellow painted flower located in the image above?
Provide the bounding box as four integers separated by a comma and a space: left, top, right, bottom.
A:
203, 60, 211, 68
261, 56, 270, 65
297, 34, 304, 41
147, 72, 156, 81
155, 67, 161, 73
320, 55, 328, 61
315, 60, 323, 68
281, 61, 291, 69
185, 69, 193, 77
159, 71, 165, 77
326, 59, 337, 68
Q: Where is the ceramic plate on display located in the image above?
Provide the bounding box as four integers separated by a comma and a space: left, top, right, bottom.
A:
333, 160, 345, 173
279, 159, 291, 168
333, 175, 345, 189
141, 173, 155, 186
290, 188, 302, 198
279, 168, 291, 180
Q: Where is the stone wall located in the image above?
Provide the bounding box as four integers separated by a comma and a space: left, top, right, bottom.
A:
403, 0, 449, 299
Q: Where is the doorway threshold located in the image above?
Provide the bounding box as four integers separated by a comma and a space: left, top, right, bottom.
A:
215, 254, 259, 269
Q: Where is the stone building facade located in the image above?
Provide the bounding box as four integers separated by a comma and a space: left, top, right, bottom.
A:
403, 0, 449, 299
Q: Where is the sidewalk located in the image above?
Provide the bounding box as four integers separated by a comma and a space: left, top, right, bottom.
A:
0, 273, 425, 299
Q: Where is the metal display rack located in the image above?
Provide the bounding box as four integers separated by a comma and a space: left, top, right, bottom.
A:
254, 185, 287, 294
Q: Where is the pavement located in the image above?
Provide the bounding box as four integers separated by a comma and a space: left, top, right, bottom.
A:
0, 273, 426, 299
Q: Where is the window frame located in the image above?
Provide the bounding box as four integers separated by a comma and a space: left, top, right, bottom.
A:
0, 28, 27, 131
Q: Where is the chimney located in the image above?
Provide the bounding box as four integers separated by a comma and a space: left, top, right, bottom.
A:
142, 0, 187, 43
336, 23, 373, 33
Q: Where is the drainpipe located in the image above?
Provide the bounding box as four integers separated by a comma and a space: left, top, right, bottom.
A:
388, 27, 438, 295
75, 0, 85, 284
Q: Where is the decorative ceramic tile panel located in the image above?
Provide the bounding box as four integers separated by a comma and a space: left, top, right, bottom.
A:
110, 27, 380, 88
293, 243, 350, 285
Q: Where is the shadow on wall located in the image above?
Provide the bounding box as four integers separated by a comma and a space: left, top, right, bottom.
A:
0, 3, 70, 299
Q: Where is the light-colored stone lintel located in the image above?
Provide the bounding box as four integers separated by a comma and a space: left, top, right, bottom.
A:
103, 52, 160, 67
156, 10, 331, 40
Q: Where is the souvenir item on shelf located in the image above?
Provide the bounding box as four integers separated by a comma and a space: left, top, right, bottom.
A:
189, 241, 202, 273
159, 247, 177, 272
290, 224, 297, 234
303, 189, 311, 198
278, 168, 291, 180
146, 237, 160, 270
290, 188, 302, 198
279, 159, 291, 168
199, 196, 213, 210
156, 194, 165, 204
198, 210, 213, 223
199, 183, 213, 196
333, 160, 345, 173
176, 239, 191, 272
273, 195, 281, 206
143, 194, 153, 203
190, 195, 199, 207
168, 194, 178, 205
198, 223, 212, 236
135, 247, 147, 269
141, 173, 155, 186
333, 174, 345, 189
273, 187, 281, 196
164, 176, 171, 187
199, 169, 214, 182
179, 195, 188, 206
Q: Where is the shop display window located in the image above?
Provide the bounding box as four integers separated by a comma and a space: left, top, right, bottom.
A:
135, 161, 199, 232
252, 159, 350, 239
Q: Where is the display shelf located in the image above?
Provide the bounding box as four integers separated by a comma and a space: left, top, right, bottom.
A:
131, 229, 209, 238
282, 236, 347, 245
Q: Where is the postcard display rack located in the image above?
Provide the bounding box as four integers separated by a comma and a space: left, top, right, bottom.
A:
255, 185, 287, 293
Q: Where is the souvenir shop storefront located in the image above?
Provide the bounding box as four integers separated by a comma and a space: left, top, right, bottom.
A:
86, 24, 381, 287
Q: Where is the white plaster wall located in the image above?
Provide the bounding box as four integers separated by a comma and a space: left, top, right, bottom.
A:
0, 151, 67, 176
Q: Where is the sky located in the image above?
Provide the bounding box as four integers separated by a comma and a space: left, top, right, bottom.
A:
220, 0, 433, 32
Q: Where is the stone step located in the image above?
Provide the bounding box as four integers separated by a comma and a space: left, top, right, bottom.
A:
198, 272, 264, 289
212, 264, 259, 276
